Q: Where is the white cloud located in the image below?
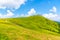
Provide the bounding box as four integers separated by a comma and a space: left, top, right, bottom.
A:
42, 13, 57, 18
42, 6, 60, 21
19, 8, 36, 17
27, 8, 36, 16
42, 13, 60, 21
0, 0, 27, 9
6, 10, 14, 17
49, 6, 57, 13
20, 14, 25, 17
0, 10, 14, 18
0, 0, 27, 18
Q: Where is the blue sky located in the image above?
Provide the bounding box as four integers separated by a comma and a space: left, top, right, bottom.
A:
0, 0, 60, 22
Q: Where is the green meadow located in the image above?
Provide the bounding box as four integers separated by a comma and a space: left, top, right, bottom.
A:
0, 15, 60, 40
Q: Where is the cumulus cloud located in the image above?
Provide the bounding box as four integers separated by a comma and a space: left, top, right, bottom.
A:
20, 8, 36, 17
42, 6, 60, 21
27, 8, 36, 16
6, 10, 14, 17
42, 13, 57, 18
49, 6, 57, 13
0, 10, 14, 18
42, 13, 60, 21
0, 0, 27, 9
20, 14, 25, 17
0, 0, 27, 18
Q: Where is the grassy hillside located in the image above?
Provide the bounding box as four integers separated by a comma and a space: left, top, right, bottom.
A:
56, 22, 60, 33
0, 15, 60, 40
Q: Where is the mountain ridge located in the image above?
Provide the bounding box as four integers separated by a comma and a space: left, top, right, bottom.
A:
0, 15, 60, 40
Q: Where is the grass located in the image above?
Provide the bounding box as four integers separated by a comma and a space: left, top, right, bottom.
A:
0, 15, 60, 40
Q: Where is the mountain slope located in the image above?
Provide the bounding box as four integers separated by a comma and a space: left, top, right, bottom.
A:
0, 15, 60, 40
56, 22, 60, 33
8, 15, 59, 33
